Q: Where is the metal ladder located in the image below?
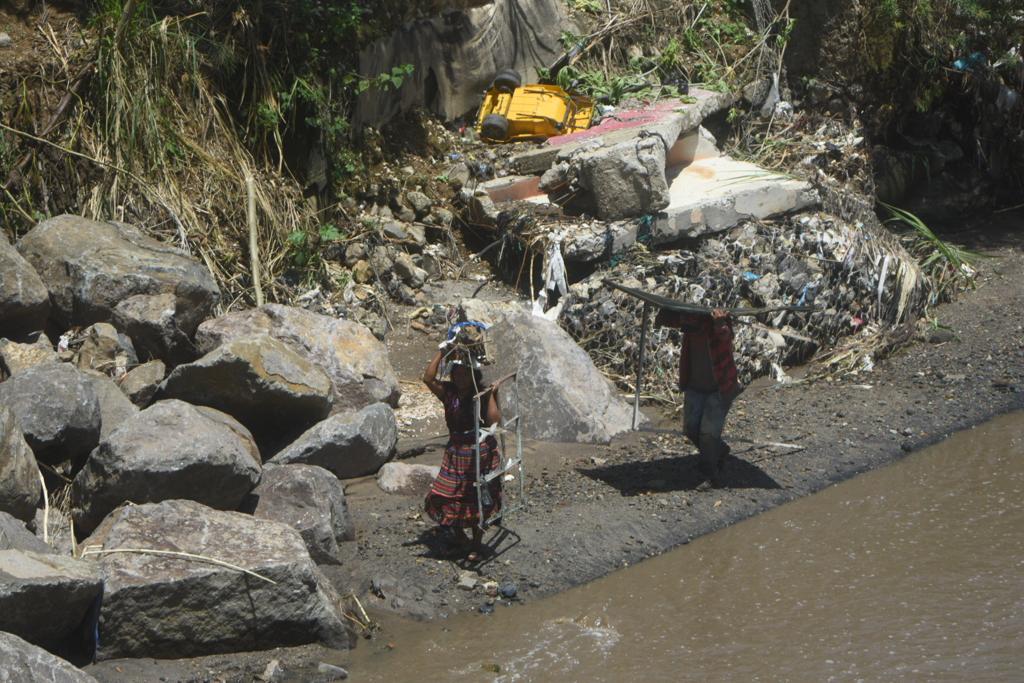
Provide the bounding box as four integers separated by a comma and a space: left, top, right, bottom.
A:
471, 372, 525, 530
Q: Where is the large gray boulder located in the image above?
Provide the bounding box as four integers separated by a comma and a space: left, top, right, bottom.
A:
243, 465, 353, 565
489, 311, 637, 443
71, 400, 262, 535
0, 233, 49, 339
0, 631, 98, 683
268, 403, 397, 479
195, 304, 400, 410
0, 363, 100, 466
83, 500, 350, 660
15, 215, 219, 333
0, 512, 51, 553
353, 0, 571, 128
0, 550, 103, 645
158, 335, 333, 455
112, 292, 198, 366
79, 371, 138, 441
0, 407, 41, 523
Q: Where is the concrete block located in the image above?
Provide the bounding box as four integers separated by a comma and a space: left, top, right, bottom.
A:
510, 89, 735, 176
558, 156, 818, 262
653, 157, 818, 242
480, 175, 542, 203
667, 126, 720, 166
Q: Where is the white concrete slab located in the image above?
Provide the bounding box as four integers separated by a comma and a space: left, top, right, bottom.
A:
560, 156, 818, 262
653, 156, 818, 242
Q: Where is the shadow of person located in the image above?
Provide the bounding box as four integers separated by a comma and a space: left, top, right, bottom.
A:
578, 453, 781, 495
401, 523, 521, 568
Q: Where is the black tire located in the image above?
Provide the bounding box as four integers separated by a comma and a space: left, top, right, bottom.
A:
491, 69, 522, 93
481, 114, 510, 141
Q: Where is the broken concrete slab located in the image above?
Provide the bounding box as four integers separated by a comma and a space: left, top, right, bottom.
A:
666, 125, 721, 166
653, 156, 818, 242
555, 156, 818, 262
480, 175, 542, 204
511, 90, 735, 175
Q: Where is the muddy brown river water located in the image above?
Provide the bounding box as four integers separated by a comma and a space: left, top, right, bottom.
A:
348, 412, 1024, 681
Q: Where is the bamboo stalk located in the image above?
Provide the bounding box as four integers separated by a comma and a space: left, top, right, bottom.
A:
38, 470, 49, 545
245, 173, 264, 306
80, 548, 278, 584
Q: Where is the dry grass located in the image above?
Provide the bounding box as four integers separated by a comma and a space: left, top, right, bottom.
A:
1, 5, 321, 309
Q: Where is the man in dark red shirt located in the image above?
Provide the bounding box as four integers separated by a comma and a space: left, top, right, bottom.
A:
655, 307, 740, 487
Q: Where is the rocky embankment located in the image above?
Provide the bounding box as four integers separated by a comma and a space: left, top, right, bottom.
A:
0, 215, 409, 679
0, 209, 643, 679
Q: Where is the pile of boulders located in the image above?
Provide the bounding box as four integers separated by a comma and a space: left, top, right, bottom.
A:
559, 211, 929, 399
343, 190, 457, 305
0, 215, 404, 667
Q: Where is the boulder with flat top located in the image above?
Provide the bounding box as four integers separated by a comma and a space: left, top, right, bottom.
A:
195, 304, 400, 411
0, 550, 103, 645
83, 500, 350, 660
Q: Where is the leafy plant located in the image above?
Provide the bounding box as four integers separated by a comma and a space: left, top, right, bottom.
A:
883, 203, 981, 298
571, 0, 603, 13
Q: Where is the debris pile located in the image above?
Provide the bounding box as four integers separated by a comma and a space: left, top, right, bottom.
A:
559, 212, 929, 403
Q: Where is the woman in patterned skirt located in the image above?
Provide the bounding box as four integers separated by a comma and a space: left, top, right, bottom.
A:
422, 342, 502, 562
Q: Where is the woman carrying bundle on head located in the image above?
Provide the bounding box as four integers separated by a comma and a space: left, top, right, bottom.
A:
422, 336, 502, 562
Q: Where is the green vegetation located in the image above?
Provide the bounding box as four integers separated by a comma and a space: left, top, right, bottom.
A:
558, 0, 761, 104
861, 0, 1023, 110
0, 0, 429, 304
883, 203, 981, 299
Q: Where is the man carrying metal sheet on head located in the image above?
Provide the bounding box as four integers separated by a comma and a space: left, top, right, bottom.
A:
655, 307, 741, 488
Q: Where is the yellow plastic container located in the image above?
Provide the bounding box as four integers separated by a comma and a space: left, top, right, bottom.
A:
476, 83, 595, 143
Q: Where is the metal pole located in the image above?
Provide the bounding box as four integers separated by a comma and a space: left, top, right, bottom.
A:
633, 302, 650, 430
474, 393, 484, 530
515, 375, 524, 506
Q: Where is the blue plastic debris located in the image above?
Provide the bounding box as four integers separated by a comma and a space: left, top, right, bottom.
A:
953, 51, 987, 72
742, 271, 761, 282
